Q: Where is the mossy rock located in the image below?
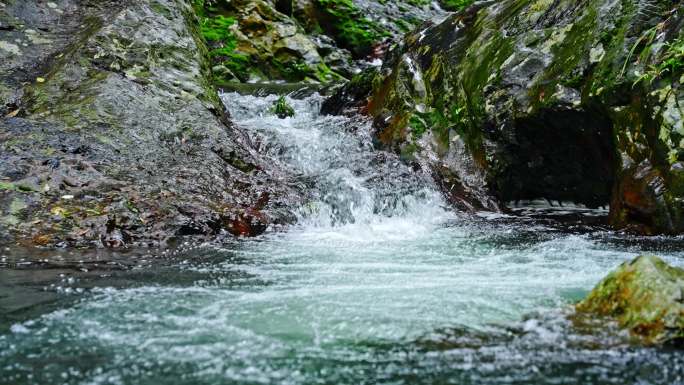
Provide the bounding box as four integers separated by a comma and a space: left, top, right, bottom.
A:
193, 0, 345, 84
325, 0, 684, 232
577, 255, 684, 345
0, 0, 306, 247
438, 0, 475, 12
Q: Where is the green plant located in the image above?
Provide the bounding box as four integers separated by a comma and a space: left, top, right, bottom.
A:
621, 26, 659, 78
273, 96, 295, 118
634, 37, 684, 85
622, 15, 684, 87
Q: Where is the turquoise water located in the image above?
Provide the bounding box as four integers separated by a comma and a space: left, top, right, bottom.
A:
1, 95, 683, 384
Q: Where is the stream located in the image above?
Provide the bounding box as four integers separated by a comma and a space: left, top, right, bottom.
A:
1, 94, 684, 384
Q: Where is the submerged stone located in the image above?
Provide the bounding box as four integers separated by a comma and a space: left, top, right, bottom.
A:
577, 255, 684, 345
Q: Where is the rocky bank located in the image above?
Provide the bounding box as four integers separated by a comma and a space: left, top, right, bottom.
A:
0, 0, 469, 248
0, 0, 306, 247
325, 0, 684, 234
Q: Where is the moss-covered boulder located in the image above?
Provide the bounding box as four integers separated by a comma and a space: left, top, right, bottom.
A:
325, 0, 684, 233
0, 0, 305, 247
577, 255, 684, 344
195, 0, 346, 83
193, 0, 455, 85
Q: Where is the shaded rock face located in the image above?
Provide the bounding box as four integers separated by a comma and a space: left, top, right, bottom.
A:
0, 0, 305, 247
295, 0, 448, 57
576, 255, 684, 345
325, 0, 684, 233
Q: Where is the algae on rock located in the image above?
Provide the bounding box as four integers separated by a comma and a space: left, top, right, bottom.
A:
577, 255, 684, 345
193, 0, 345, 84
192, 0, 451, 85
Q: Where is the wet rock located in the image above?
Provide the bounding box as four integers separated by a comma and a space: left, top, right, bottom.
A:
0, 0, 305, 247
326, 0, 684, 233
197, 0, 342, 84
321, 67, 380, 115
310, 34, 356, 79
198, 0, 450, 85
577, 255, 684, 345
297, 0, 448, 58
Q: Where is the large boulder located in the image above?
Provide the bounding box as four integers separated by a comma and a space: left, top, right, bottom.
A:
576, 255, 684, 345
324, 0, 684, 233
0, 0, 304, 247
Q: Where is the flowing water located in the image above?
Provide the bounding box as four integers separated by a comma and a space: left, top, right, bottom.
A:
1, 94, 684, 384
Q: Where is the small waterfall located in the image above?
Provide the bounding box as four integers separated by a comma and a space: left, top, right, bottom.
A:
222, 93, 456, 231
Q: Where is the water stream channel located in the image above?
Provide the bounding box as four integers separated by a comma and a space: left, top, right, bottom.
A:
1, 94, 683, 384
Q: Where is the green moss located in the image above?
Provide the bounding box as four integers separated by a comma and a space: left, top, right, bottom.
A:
530, 5, 598, 109
394, 18, 414, 33
313, 0, 390, 57
193, 0, 345, 83
400, 142, 420, 162
125, 199, 140, 214
454, 27, 514, 159
0, 181, 36, 193
577, 255, 684, 344
199, 14, 236, 43
192, 3, 251, 82
150, 1, 173, 18
439, 0, 475, 11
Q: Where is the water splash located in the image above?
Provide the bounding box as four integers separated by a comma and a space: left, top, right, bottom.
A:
223, 92, 454, 230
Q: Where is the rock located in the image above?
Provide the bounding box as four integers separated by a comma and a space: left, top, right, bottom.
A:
0, 0, 305, 247
197, 0, 451, 85
299, 0, 449, 58
196, 0, 344, 84
325, 0, 684, 233
576, 255, 684, 345
310, 34, 356, 79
